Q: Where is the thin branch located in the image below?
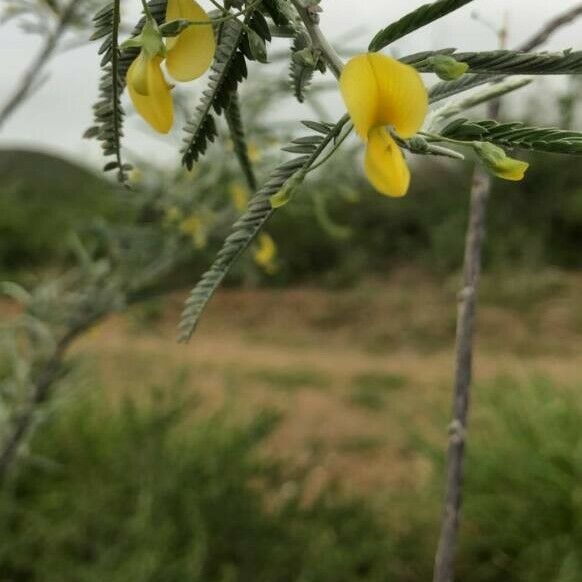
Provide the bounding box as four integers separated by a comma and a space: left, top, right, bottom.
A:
0, 311, 101, 483
432, 5, 582, 582
0, 0, 81, 130
289, 0, 344, 79
518, 4, 582, 52
0, 273, 190, 484
432, 165, 490, 582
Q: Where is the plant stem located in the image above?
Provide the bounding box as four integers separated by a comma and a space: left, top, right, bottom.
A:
432, 5, 582, 581
289, 0, 344, 79
0, 312, 102, 483
432, 165, 490, 582
0, 0, 81, 131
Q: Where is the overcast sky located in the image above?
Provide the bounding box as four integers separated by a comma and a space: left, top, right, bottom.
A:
1, 0, 581, 169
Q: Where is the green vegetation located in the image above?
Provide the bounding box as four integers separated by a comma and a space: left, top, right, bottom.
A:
2, 145, 582, 282
0, 150, 123, 273
349, 372, 408, 410
1, 375, 581, 581
0, 387, 393, 582
247, 366, 330, 391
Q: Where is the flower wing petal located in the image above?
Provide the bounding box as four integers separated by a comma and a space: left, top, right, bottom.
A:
341, 53, 428, 140
128, 55, 174, 133
364, 127, 410, 197
165, 0, 215, 82
367, 53, 428, 138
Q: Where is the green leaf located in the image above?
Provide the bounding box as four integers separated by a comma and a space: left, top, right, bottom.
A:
428, 74, 503, 103
86, 0, 130, 184
443, 119, 582, 154
178, 116, 350, 342
181, 19, 247, 170
411, 49, 582, 75
289, 30, 325, 103
369, 0, 475, 52
224, 92, 257, 191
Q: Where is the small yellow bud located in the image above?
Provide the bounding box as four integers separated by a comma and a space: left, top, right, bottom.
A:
270, 170, 306, 208
428, 55, 469, 81
473, 142, 529, 181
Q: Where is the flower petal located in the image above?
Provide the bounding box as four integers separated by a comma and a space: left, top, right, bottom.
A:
339, 54, 380, 139
165, 0, 215, 82
340, 53, 428, 139
128, 55, 174, 133
493, 158, 529, 181
364, 127, 410, 197
127, 51, 150, 96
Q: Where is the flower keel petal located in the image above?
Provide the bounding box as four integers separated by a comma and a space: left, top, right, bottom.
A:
364, 127, 410, 197
127, 51, 151, 96
128, 55, 174, 133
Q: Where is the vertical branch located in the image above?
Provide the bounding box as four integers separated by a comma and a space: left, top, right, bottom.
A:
0, 0, 81, 130
432, 5, 582, 582
432, 167, 490, 582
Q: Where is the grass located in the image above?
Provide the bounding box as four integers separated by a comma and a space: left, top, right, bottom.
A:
246, 366, 330, 391
348, 372, 408, 410
48, 269, 582, 495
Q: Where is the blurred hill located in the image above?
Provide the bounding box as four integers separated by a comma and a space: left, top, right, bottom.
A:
0, 149, 121, 272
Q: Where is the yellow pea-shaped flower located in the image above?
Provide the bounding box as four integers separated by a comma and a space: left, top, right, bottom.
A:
340, 53, 428, 197
126, 0, 216, 133
254, 233, 278, 274
127, 53, 173, 133
165, 0, 215, 82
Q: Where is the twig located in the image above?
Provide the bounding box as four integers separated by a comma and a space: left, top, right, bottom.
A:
0, 0, 81, 130
432, 5, 582, 582
0, 271, 192, 483
0, 311, 101, 483
289, 0, 344, 79
432, 165, 490, 582
518, 4, 582, 53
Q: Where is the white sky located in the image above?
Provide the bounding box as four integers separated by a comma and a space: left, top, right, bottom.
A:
1, 0, 581, 169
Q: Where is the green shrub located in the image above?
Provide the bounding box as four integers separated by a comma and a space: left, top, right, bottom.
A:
390, 377, 582, 582
3, 146, 582, 283
0, 150, 124, 274
0, 387, 393, 582
457, 377, 582, 582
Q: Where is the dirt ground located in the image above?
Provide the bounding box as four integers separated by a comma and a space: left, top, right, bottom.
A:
74, 268, 582, 495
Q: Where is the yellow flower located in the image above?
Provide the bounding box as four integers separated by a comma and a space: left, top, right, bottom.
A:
126, 0, 215, 133
340, 53, 428, 197
179, 214, 207, 248
253, 233, 277, 274
228, 182, 249, 211
164, 205, 183, 224
247, 143, 262, 163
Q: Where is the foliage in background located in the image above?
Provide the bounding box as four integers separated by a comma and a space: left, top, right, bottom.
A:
0, 385, 393, 582
3, 140, 582, 282
387, 377, 582, 582
1, 373, 581, 581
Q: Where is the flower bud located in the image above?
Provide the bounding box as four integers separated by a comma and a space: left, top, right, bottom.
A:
428, 55, 469, 81
473, 142, 529, 181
